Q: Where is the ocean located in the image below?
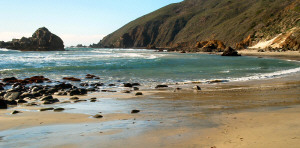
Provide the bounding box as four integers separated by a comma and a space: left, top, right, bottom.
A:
1, 48, 299, 86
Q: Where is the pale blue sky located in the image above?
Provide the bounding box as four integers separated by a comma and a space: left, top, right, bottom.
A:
0, 0, 183, 46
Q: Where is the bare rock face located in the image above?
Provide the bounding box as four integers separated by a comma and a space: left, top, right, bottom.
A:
0, 27, 64, 51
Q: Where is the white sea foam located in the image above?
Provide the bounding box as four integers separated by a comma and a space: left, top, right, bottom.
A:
231, 67, 300, 81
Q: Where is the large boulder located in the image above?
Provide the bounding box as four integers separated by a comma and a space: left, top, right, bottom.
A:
222, 47, 241, 56
4, 91, 21, 100
0, 27, 64, 51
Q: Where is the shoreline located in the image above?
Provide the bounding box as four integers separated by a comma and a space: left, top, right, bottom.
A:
1, 49, 300, 147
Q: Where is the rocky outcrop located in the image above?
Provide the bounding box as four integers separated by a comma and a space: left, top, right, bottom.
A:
222, 47, 241, 56
93, 0, 299, 50
0, 27, 64, 51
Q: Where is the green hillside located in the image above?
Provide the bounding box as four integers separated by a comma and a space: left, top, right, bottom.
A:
97, 0, 300, 49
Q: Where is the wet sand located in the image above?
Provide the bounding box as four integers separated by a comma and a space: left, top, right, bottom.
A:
1, 51, 300, 147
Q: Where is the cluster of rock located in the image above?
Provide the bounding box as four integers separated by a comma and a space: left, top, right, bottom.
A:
0, 74, 148, 109
0, 27, 64, 51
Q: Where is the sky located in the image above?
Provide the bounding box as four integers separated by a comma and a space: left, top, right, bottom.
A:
0, 0, 183, 46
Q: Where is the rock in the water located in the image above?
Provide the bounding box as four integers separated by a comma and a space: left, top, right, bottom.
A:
11, 110, 22, 114
135, 92, 143, 96
133, 87, 139, 91
123, 83, 133, 87
155, 85, 168, 89
0, 27, 64, 51
17, 99, 28, 103
70, 97, 79, 100
53, 108, 65, 112
2, 77, 19, 83
221, 47, 241, 56
121, 90, 131, 93
193, 85, 201, 90
93, 114, 103, 118
40, 96, 53, 101
0, 99, 7, 109
63, 77, 81, 82
131, 110, 140, 114
40, 107, 54, 111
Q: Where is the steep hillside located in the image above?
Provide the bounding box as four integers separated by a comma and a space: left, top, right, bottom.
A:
96, 0, 299, 50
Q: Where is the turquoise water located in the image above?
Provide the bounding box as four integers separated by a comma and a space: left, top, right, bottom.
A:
0, 48, 299, 85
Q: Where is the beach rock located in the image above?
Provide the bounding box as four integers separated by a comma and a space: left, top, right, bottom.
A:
80, 83, 89, 87
23, 76, 49, 84
4, 91, 21, 100
221, 47, 241, 56
54, 91, 67, 96
85, 74, 99, 79
121, 90, 131, 93
20, 92, 34, 99
11, 110, 21, 114
40, 107, 54, 111
90, 83, 104, 87
63, 77, 81, 82
6, 100, 17, 105
133, 87, 139, 91
0, 86, 4, 91
193, 85, 201, 90
108, 84, 115, 86
2, 77, 19, 83
70, 97, 79, 100
53, 108, 65, 112
0, 99, 7, 109
17, 99, 28, 103
87, 87, 97, 92
61, 101, 71, 104
74, 100, 87, 103
0, 92, 6, 97
93, 114, 103, 118
135, 92, 143, 96
131, 110, 140, 114
54, 83, 73, 90
132, 83, 141, 86
155, 85, 168, 89
69, 88, 87, 96
123, 83, 133, 87
40, 95, 53, 101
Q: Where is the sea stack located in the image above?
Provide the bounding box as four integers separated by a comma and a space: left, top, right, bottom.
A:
0, 27, 64, 51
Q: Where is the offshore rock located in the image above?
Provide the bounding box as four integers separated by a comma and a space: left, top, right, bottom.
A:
0, 27, 64, 51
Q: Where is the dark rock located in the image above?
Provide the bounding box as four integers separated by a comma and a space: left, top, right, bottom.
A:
54, 83, 73, 90
221, 47, 241, 56
133, 87, 139, 91
0, 27, 64, 51
23, 76, 50, 84
6, 100, 17, 105
85, 74, 99, 79
123, 83, 133, 87
40, 107, 54, 111
11, 110, 21, 114
2, 77, 18, 83
63, 77, 81, 82
87, 87, 97, 92
20, 92, 34, 99
53, 108, 65, 112
17, 99, 28, 103
0, 99, 7, 109
193, 85, 201, 90
135, 92, 143, 96
40, 96, 53, 101
132, 83, 141, 86
121, 90, 131, 93
155, 85, 168, 89
131, 110, 140, 114
69, 88, 87, 96
74, 100, 87, 103
108, 84, 115, 86
54, 91, 67, 96
80, 83, 89, 87
90, 83, 104, 87
70, 97, 79, 100
93, 114, 103, 118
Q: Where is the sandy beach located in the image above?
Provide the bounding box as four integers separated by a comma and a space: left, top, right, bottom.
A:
0, 51, 300, 148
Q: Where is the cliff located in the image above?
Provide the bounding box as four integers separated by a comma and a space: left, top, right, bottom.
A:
95, 0, 299, 50
0, 27, 64, 51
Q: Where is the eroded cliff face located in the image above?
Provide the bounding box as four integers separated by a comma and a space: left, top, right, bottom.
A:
96, 0, 299, 50
0, 27, 64, 51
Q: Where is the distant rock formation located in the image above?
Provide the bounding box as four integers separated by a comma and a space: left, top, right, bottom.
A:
0, 27, 64, 51
222, 47, 241, 56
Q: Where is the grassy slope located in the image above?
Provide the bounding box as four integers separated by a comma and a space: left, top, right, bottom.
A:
100, 0, 300, 48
